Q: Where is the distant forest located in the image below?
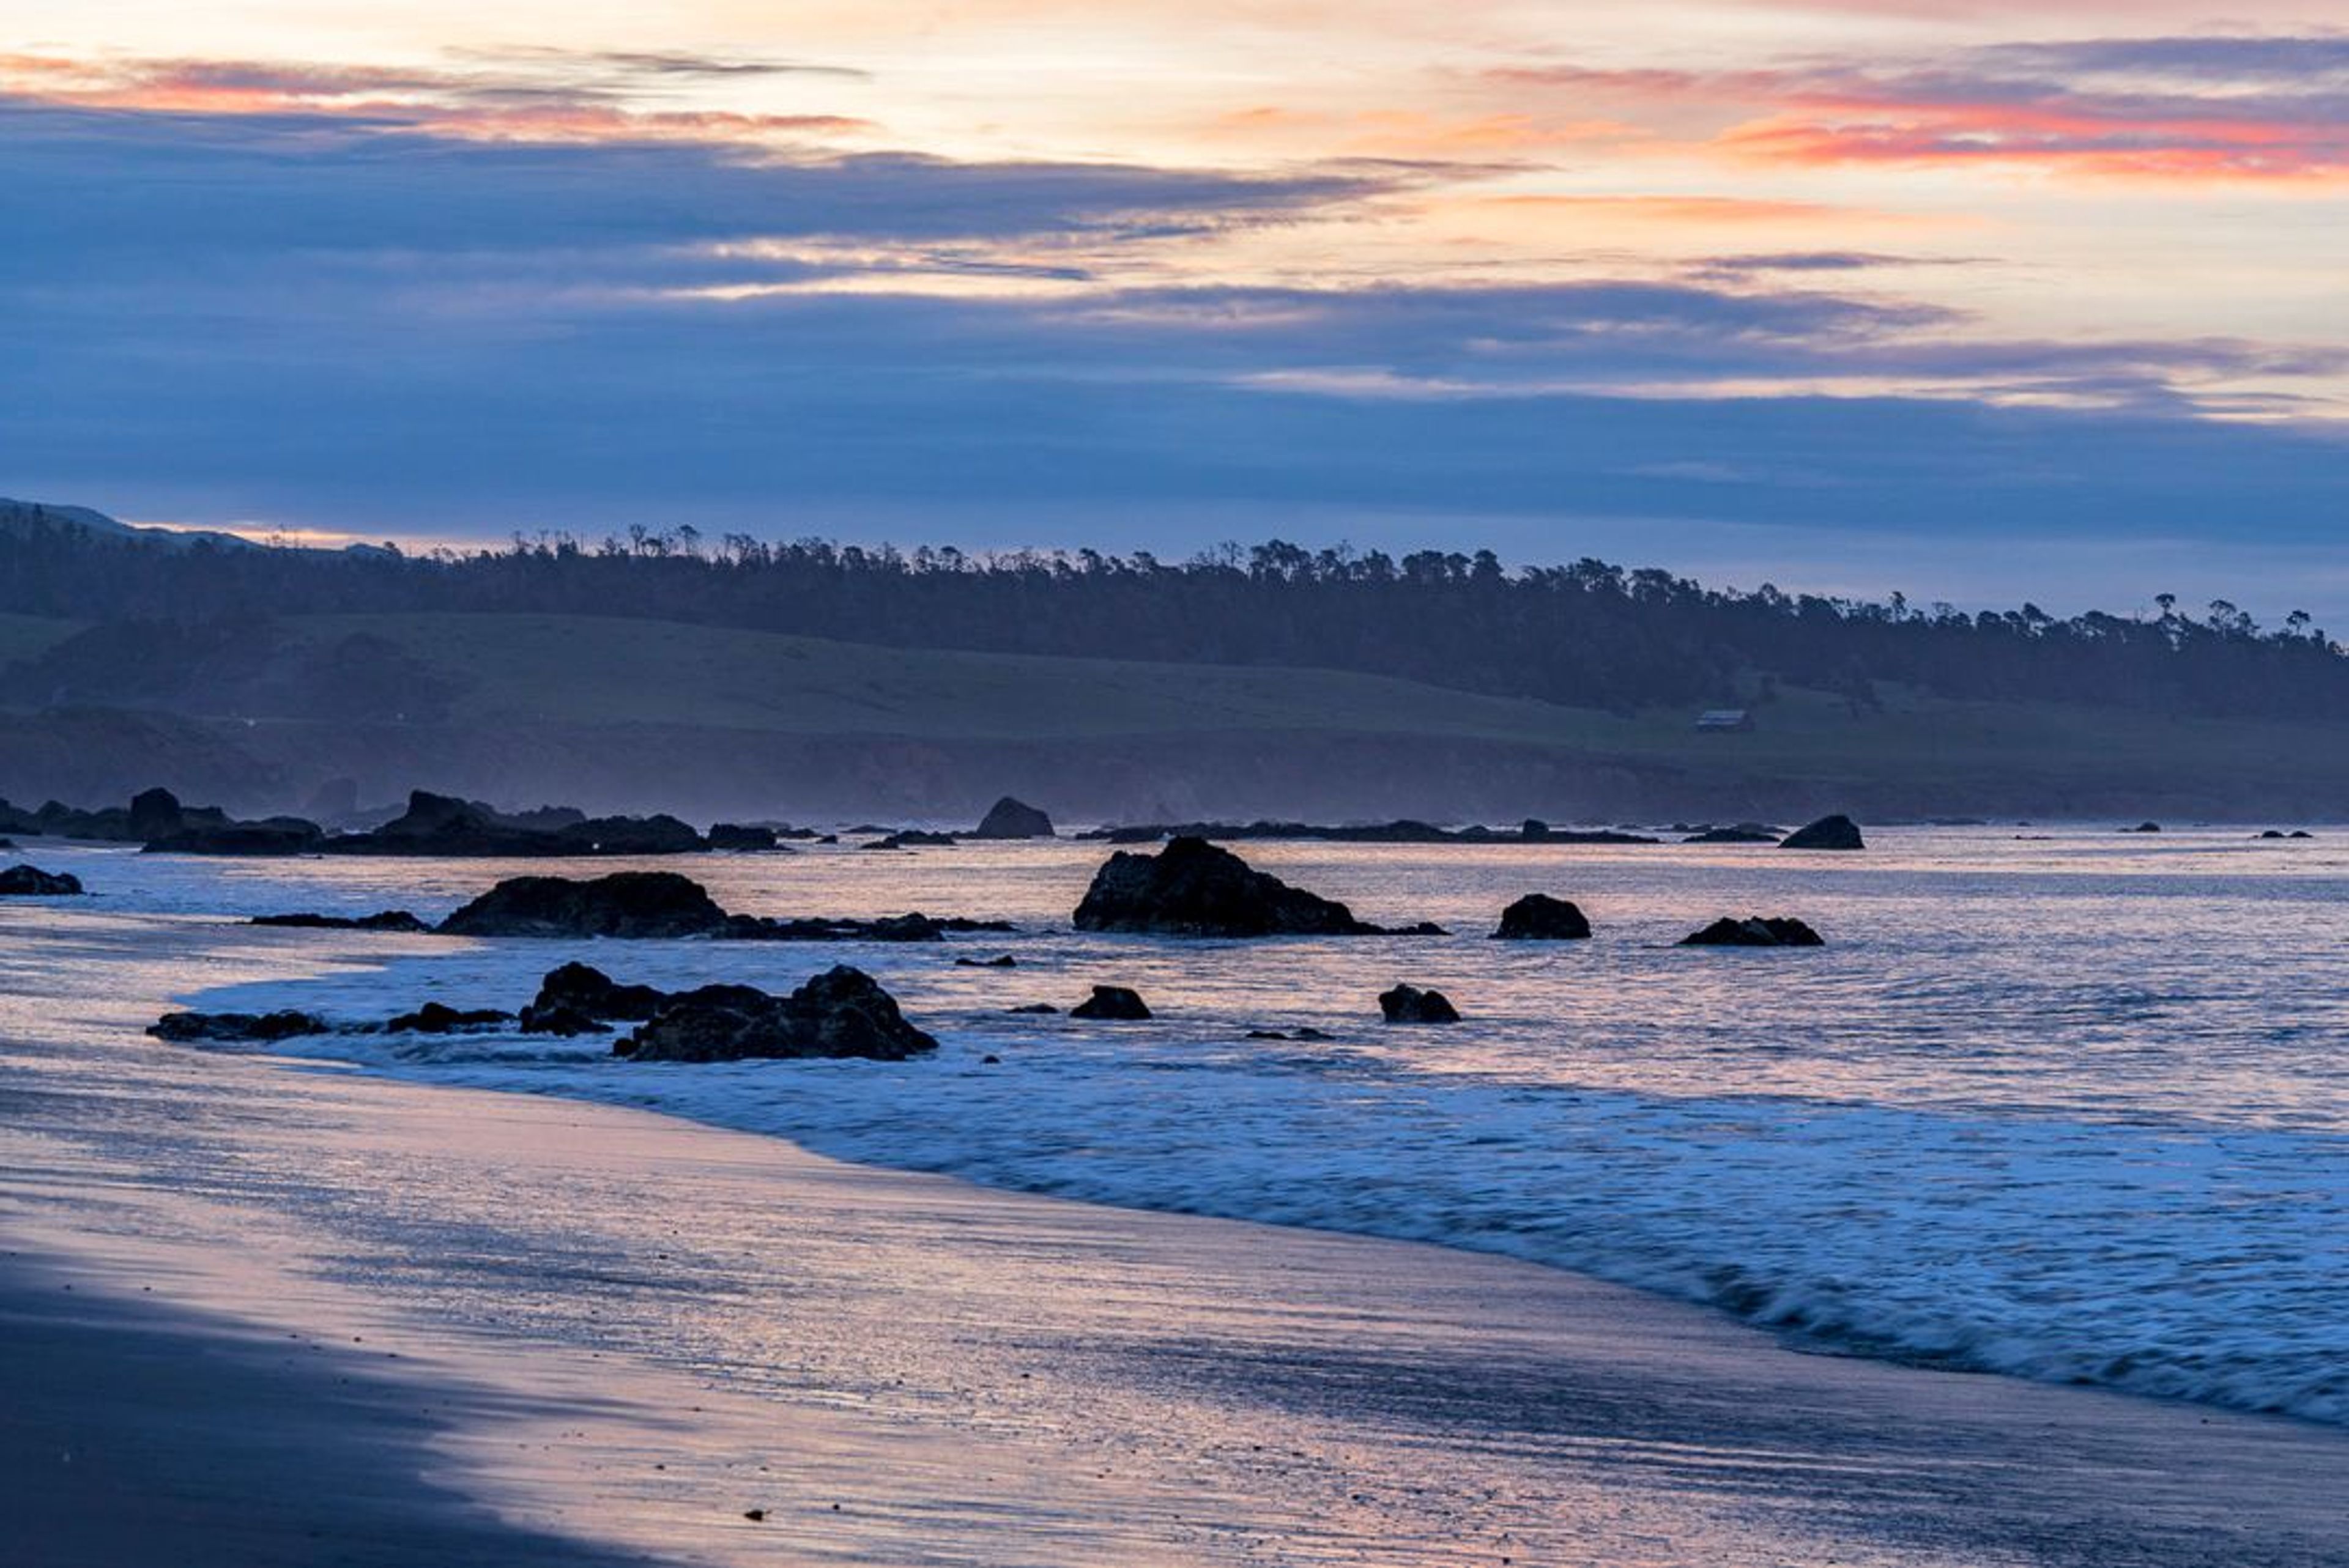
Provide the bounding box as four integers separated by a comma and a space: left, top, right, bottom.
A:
2, 514, 2342, 720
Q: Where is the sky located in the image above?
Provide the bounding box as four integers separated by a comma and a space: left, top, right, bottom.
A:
5, 1, 2348, 622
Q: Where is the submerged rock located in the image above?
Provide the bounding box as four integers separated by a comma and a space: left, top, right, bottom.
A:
1006, 1002, 1060, 1015
1071, 985, 1151, 1020
437, 872, 730, 939
149, 1010, 329, 1043
971, 796, 1055, 840
619, 966, 937, 1063
955, 954, 1019, 968
1378, 984, 1460, 1024
721, 912, 1014, 942
250, 910, 430, 933
1491, 894, 1591, 941
1682, 823, 1783, 845
2123, 821, 2163, 834
1779, 815, 1865, 851
1072, 835, 1410, 936
1680, 916, 1825, 948
384, 1002, 514, 1034
0, 864, 83, 896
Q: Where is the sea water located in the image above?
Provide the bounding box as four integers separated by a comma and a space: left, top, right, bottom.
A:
19, 825, 2349, 1424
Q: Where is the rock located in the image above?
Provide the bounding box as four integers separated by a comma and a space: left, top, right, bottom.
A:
721, 912, 1014, 942
437, 872, 730, 939
325, 790, 709, 856
250, 911, 431, 933
1491, 894, 1591, 940
971, 796, 1055, 839
561, 813, 705, 855
1006, 1002, 1059, 1015
707, 823, 782, 851
526, 961, 670, 1022
981, 1053, 1001, 1065
1779, 815, 1864, 851
955, 955, 1019, 968
1072, 836, 1411, 937
127, 786, 186, 841
1071, 985, 1151, 1020
1679, 916, 1825, 948
863, 830, 957, 851
518, 1004, 609, 1037
384, 1002, 514, 1034
144, 819, 326, 856
148, 1010, 328, 1043
2123, 821, 2162, 834
620, 966, 937, 1063
0, 838, 13, 850
1683, 823, 1783, 845
1378, 985, 1460, 1024
0, 864, 83, 896
1245, 1029, 1290, 1039
1291, 1026, 1333, 1041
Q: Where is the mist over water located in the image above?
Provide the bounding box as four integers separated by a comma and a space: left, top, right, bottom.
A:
34, 826, 2349, 1424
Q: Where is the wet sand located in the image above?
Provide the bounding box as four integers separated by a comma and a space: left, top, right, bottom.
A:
4, 906, 2347, 1566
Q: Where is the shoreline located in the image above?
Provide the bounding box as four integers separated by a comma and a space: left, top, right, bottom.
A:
6, 906, 2348, 1565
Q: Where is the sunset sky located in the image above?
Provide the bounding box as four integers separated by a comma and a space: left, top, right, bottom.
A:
8, 2, 2348, 616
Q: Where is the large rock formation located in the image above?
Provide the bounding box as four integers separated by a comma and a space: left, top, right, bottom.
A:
324, 790, 709, 857
1779, 815, 1864, 851
707, 823, 783, 851
1491, 894, 1591, 940
971, 796, 1055, 839
1072, 835, 1414, 936
618, 966, 937, 1063
1378, 984, 1460, 1024
0, 864, 83, 896
146, 818, 325, 855
436, 871, 730, 939
1680, 916, 1825, 948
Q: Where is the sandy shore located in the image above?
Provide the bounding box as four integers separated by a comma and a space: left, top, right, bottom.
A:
4, 905, 2347, 1566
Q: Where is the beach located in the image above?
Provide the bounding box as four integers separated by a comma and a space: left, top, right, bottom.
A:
5, 903, 2347, 1566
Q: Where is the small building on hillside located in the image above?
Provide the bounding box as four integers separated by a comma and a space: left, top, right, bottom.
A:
1694, 708, 1753, 733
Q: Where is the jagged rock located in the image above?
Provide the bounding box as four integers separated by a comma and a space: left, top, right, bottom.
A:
1492, 894, 1591, 941
384, 1002, 514, 1034
128, 786, 186, 841
0, 864, 83, 896
437, 872, 730, 939
325, 790, 708, 856
1779, 815, 1865, 851
971, 796, 1055, 839
149, 1010, 328, 1043
1680, 916, 1825, 948
618, 966, 937, 1063
1073, 836, 1411, 937
527, 962, 672, 1023
708, 823, 782, 851
250, 910, 431, 933
1071, 985, 1151, 1020
955, 954, 1019, 968
1378, 985, 1460, 1024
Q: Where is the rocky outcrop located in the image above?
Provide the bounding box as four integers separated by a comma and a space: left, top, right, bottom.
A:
0, 864, 83, 895
1072, 835, 1420, 937
523, 961, 669, 1026
1070, 985, 1151, 1020
148, 1010, 329, 1043
1378, 984, 1460, 1024
436, 872, 730, 939
617, 966, 937, 1063
971, 796, 1055, 839
707, 823, 782, 851
145, 818, 325, 855
1491, 894, 1591, 940
1779, 814, 1864, 851
323, 790, 710, 857
1680, 917, 1825, 947
384, 1002, 514, 1034
250, 910, 431, 933
1083, 819, 1658, 846
862, 830, 957, 851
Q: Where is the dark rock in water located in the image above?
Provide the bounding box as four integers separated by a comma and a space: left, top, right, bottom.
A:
519, 1004, 609, 1037
0, 864, 83, 896
1680, 916, 1825, 948
128, 786, 186, 841
863, 830, 957, 851
0, 838, 13, 849
2293, 830, 2315, 839
2123, 821, 2162, 834
527, 961, 670, 1023
251, 910, 431, 933
1779, 815, 1864, 851
384, 1002, 514, 1034
1007, 1002, 1060, 1015
325, 790, 709, 857
956, 954, 1019, 968
437, 872, 730, 939
149, 1010, 328, 1043
620, 966, 937, 1063
721, 912, 1014, 942
145, 819, 325, 856
1082, 819, 1659, 847
1073, 835, 1413, 937
707, 823, 782, 852
1683, 823, 1783, 845
562, 813, 704, 855
981, 1053, 1001, 1065
971, 796, 1055, 840
1291, 1026, 1333, 1041
1492, 894, 1591, 941
1378, 984, 1460, 1024
1071, 985, 1151, 1020
1246, 1029, 1290, 1039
